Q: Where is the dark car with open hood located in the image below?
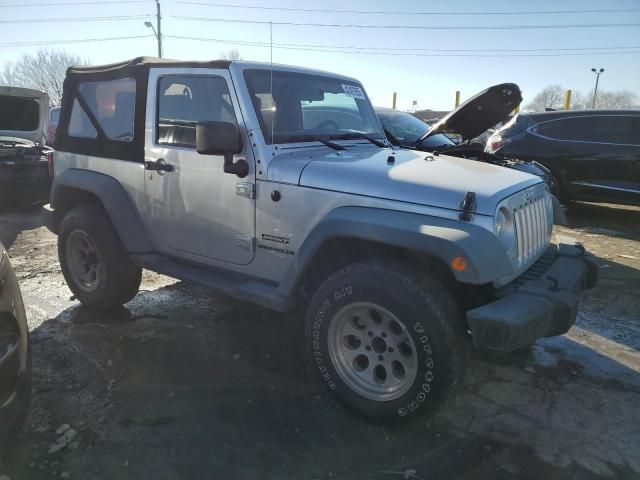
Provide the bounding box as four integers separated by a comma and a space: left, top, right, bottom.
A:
0, 86, 52, 207
486, 110, 640, 206
0, 242, 31, 452
376, 83, 551, 185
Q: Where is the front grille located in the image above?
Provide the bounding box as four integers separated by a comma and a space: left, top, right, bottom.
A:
514, 191, 552, 268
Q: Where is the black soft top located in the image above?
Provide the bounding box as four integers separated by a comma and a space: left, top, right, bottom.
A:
66, 57, 232, 76
56, 57, 232, 161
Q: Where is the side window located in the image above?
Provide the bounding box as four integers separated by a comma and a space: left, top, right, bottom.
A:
157, 75, 236, 148
590, 116, 633, 144
75, 78, 136, 142
631, 117, 640, 145
535, 116, 633, 144
68, 99, 97, 139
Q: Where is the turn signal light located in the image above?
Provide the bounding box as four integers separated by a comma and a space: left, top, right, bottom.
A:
451, 256, 467, 272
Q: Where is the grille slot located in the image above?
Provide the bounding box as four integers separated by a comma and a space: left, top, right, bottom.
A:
514, 193, 551, 268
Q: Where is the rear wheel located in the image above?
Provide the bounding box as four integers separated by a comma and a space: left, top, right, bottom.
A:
58, 204, 141, 309
305, 261, 468, 421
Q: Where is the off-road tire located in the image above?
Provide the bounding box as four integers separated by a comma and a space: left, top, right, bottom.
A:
58, 204, 141, 309
305, 261, 469, 421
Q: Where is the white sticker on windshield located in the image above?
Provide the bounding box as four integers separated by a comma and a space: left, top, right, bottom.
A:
342, 84, 366, 100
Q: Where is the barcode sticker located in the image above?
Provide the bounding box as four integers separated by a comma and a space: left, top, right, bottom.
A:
342, 84, 366, 99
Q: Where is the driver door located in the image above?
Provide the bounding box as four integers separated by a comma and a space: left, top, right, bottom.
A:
143, 68, 255, 265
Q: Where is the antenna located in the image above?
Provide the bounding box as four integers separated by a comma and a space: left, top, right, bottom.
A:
269, 21, 274, 145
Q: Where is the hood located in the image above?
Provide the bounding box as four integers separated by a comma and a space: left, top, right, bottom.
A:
0, 86, 49, 144
270, 145, 541, 215
421, 83, 522, 142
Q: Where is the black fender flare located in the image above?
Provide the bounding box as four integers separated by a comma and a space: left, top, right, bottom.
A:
278, 206, 514, 296
50, 168, 151, 253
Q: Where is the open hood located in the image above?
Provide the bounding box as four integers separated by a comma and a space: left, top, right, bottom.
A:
420, 83, 522, 142
0, 86, 49, 144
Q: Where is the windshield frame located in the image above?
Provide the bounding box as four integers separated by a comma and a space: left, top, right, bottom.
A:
243, 68, 386, 145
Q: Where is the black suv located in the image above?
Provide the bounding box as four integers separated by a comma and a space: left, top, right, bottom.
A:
486, 110, 640, 206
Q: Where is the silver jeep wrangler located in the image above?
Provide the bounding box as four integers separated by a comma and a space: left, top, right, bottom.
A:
46, 57, 597, 421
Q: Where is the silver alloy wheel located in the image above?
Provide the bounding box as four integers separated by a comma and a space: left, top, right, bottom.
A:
327, 302, 419, 402
65, 230, 103, 292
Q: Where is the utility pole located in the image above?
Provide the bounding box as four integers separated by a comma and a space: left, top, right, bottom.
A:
144, 1, 163, 57
156, 0, 163, 58
591, 68, 604, 109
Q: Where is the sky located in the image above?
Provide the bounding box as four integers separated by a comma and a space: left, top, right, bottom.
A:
1, 0, 639, 110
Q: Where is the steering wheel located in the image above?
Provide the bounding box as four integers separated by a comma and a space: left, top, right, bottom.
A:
316, 120, 339, 130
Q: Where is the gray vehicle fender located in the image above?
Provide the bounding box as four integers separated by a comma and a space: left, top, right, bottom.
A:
279, 206, 513, 295
50, 168, 151, 253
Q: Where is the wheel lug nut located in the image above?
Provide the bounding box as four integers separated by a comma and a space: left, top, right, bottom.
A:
388, 347, 394, 353
366, 346, 371, 351
381, 332, 387, 338
378, 355, 383, 361
368, 331, 373, 337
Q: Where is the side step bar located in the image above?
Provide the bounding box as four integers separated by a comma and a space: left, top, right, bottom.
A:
132, 253, 289, 312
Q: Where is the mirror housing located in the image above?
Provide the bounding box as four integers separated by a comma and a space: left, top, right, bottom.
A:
196, 121, 248, 178
196, 121, 242, 156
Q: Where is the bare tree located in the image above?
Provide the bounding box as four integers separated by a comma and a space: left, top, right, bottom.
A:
218, 49, 242, 61
584, 89, 638, 109
524, 85, 565, 112
0, 49, 88, 105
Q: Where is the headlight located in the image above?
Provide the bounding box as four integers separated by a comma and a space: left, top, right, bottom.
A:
495, 207, 516, 253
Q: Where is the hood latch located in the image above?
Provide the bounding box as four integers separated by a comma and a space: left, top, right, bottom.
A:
459, 191, 477, 221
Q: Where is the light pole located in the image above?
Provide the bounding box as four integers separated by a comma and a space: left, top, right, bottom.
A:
591, 68, 604, 109
144, 0, 162, 58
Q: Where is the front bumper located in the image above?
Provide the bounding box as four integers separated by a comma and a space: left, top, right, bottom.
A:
466, 236, 598, 353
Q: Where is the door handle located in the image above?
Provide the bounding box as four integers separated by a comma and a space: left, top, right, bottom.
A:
144, 160, 174, 172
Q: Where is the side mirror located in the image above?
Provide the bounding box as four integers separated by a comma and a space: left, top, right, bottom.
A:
196, 121, 248, 177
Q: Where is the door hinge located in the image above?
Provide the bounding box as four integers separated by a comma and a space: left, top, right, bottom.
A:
235, 235, 255, 252
236, 182, 256, 199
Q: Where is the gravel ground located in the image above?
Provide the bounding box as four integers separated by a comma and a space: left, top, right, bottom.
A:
0, 202, 638, 480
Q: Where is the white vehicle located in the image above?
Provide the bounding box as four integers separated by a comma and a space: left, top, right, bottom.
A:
46, 57, 597, 421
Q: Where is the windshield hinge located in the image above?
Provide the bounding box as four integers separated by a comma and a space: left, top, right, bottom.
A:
236, 182, 256, 199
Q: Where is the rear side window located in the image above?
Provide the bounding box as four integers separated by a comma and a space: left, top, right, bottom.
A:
74, 78, 136, 142
68, 99, 97, 139
157, 75, 236, 148
534, 116, 633, 144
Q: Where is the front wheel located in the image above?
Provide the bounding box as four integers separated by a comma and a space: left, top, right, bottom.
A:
305, 261, 468, 421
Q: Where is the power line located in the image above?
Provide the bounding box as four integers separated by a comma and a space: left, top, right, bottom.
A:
0, 15, 150, 24
173, 37, 640, 53
166, 35, 640, 57
172, 16, 640, 30
0, 1, 148, 7
0, 35, 154, 48
174, 2, 640, 17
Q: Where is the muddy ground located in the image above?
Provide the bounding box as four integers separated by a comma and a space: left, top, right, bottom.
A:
0, 202, 638, 480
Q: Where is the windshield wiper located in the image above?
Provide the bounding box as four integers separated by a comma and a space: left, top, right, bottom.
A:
276, 134, 345, 151
331, 132, 386, 148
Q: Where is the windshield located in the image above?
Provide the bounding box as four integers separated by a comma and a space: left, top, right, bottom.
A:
244, 69, 385, 144
377, 110, 455, 148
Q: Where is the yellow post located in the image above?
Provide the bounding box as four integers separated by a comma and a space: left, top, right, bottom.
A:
455, 90, 460, 107
392, 92, 397, 110
564, 89, 572, 110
